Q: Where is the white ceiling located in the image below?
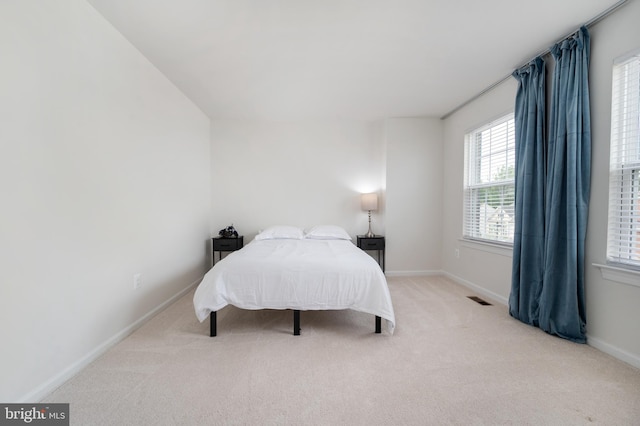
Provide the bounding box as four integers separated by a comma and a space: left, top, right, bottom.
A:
87, 0, 622, 121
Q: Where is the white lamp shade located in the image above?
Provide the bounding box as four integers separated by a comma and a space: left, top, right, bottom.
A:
361, 193, 378, 211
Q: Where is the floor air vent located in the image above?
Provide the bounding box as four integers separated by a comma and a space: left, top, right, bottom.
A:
467, 296, 492, 306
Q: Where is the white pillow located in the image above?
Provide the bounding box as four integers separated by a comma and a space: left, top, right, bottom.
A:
255, 225, 304, 240
304, 225, 352, 240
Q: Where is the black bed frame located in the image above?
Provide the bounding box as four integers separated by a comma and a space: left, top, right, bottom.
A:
209, 310, 382, 336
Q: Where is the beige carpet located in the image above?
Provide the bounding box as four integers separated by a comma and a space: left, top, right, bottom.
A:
43, 275, 640, 425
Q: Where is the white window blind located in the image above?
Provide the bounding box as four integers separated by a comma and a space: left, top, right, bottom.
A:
607, 52, 640, 269
464, 113, 515, 244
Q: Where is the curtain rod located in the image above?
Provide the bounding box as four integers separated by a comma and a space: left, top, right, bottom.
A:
439, 0, 629, 120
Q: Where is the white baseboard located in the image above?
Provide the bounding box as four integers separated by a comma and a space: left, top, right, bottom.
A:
441, 271, 509, 305
587, 335, 640, 370
385, 269, 442, 277
21, 278, 202, 403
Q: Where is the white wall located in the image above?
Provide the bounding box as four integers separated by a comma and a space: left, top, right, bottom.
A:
441, 0, 640, 367
584, 0, 640, 365
209, 118, 444, 275
209, 120, 385, 240
441, 80, 517, 303
0, 0, 211, 402
384, 118, 443, 274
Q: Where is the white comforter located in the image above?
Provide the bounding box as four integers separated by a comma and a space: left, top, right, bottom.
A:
193, 238, 395, 333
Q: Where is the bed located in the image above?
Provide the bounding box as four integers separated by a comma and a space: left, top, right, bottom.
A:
193, 225, 395, 336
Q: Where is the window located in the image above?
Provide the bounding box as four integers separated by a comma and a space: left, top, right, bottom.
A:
607, 51, 640, 269
464, 113, 515, 244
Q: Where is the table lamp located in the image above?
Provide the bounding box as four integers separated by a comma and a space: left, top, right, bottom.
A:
361, 193, 378, 238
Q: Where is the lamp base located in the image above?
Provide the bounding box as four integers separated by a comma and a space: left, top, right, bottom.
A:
365, 210, 375, 237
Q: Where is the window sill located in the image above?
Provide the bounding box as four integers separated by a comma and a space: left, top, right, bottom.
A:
593, 263, 640, 288
460, 238, 513, 257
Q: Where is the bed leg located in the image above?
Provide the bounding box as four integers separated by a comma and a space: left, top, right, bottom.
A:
293, 310, 300, 336
210, 311, 217, 337
375, 316, 381, 334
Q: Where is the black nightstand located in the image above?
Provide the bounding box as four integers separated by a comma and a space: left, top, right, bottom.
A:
357, 235, 385, 272
212, 236, 244, 266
